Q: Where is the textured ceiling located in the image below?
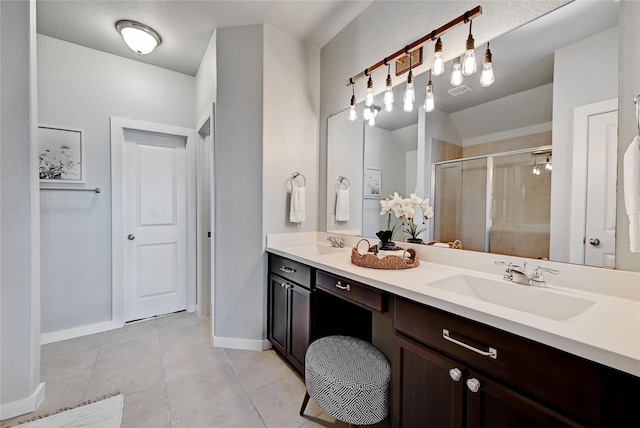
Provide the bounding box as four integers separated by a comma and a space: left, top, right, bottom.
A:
36, 0, 374, 76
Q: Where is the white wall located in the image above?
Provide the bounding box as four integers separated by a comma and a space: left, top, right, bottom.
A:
0, 0, 43, 418
195, 30, 217, 117
617, 1, 640, 271
362, 126, 406, 237
263, 25, 320, 235
319, 0, 570, 230
549, 27, 619, 262
215, 25, 265, 347
326, 109, 363, 234
37, 35, 195, 334
451, 83, 553, 143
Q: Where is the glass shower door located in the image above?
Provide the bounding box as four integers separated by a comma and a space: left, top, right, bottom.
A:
433, 158, 487, 251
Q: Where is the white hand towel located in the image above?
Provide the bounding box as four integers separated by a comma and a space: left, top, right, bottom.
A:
336, 188, 350, 222
377, 249, 409, 259
290, 186, 306, 223
624, 135, 640, 253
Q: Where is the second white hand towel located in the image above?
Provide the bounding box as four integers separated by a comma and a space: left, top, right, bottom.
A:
336, 188, 350, 221
290, 186, 306, 223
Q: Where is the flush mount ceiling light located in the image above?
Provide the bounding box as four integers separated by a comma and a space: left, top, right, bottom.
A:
116, 20, 161, 55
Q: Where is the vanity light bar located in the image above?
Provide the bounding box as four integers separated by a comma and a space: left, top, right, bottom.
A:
345, 6, 482, 87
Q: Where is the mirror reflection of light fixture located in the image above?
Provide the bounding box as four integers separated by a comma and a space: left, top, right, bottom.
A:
116, 20, 161, 55
423, 70, 435, 113
450, 56, 463, 87
462, 20, 477, 76
532, 161, 541, 176
348, 81, 357, 121
433, 37, 444, 76
364, 105, 381, 127
480, 42, 495, 87
545, 155, 553, 170
383, 63, 394, 112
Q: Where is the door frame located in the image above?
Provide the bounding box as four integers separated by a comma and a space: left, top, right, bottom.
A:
110, 116, 197, 328
195, 105, 215, 330
569, 98, 618, 264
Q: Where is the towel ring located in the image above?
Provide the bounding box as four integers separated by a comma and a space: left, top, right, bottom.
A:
291, 172, 306, 189
337, 176, 351, 190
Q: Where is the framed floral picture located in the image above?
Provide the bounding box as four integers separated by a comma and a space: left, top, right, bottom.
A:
364, 167, 381, 198
38, 126, 85, 183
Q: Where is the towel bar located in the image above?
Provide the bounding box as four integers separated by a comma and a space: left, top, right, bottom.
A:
290, 172, 306, 189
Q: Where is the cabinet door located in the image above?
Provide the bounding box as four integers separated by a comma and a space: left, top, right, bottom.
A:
268, 275, 288, 355
288, 283, 311, 373
466, 370, 585, 428
393, 334, 464, 428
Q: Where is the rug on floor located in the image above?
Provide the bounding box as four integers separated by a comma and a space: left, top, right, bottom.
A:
13, 394, 123, 428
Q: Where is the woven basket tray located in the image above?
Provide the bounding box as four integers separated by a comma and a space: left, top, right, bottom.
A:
350, 239, 419, 270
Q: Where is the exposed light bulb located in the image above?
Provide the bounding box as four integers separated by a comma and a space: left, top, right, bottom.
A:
462, 36, 477, 76
545, 155, 552, 171
423, 75, 435, 113
363, 105, 372, 121
532, 163, 541, 175
348, 94, 357, 121
383, 69, 394, 112
403, 70, 415, 113
365, 75, 374, 107
433, 37, 444, 76
462, 22, 477, 76
450, 57, 463, 87
366, 105, 380, 127
480, 43, 495, 87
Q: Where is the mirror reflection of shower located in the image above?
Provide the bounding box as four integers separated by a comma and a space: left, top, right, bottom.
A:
432, 146, 552, 259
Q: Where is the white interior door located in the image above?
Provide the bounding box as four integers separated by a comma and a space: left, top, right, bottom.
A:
584, 110, 618, 268
123, 130, 187, 321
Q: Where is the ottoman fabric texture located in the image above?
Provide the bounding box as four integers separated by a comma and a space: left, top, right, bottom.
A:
304, 335, 391, 425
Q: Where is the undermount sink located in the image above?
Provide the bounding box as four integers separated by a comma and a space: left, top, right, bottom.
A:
428, 274, 595, 321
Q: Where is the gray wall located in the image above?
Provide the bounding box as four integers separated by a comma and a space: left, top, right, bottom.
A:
37, 35, 195, 334
215, 25, 265, 342
0, 0, 41, 414
617, 0, 640, 271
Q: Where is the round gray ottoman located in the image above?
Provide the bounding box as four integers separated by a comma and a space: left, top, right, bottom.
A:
300, 335, 391, 426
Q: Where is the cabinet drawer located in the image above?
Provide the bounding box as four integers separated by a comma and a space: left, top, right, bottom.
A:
269, 254, 311, 287
316, 271, 386, 313
395, 297, 602, 425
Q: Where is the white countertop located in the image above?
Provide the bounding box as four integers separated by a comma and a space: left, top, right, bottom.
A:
266, 232, 640, 377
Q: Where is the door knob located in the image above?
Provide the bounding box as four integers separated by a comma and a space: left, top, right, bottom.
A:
589, 238, 600, 246
127, 234, 135, 240
466, 378, 481, 393
449, 368, 462, 382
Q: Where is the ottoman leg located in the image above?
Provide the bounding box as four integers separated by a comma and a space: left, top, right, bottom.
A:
299, 391, 310, 416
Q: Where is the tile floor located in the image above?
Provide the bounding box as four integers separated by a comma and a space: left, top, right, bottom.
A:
1, 312, 390, 427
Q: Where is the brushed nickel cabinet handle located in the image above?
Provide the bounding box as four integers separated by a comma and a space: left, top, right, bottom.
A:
335, 281, 351, 292
279, 266, 296, 274
443, 329, 497, 359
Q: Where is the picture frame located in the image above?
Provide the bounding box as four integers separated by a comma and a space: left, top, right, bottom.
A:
364, 167, 382, 199
38, 125, 85, 183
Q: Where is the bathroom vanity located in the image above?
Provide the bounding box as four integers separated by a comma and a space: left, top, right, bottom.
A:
266, 232, 640, 427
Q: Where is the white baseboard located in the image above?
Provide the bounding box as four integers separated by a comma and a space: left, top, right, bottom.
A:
41, 320, 116, 345
0, 382, 45, 420
213, 335, 272, 351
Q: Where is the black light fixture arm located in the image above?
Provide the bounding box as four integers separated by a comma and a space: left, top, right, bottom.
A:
345, 5, 482, 86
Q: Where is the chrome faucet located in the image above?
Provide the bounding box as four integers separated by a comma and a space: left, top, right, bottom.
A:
495, 261, 559, 287
326, 236, 345, 248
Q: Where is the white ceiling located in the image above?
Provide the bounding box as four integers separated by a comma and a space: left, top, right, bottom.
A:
36, 0, 374, 76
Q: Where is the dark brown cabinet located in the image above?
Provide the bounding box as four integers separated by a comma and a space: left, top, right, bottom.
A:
268, 255, 313, 374
393, 297, 640, 427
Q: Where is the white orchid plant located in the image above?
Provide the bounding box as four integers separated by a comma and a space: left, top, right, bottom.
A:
380, 192, 434, 241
